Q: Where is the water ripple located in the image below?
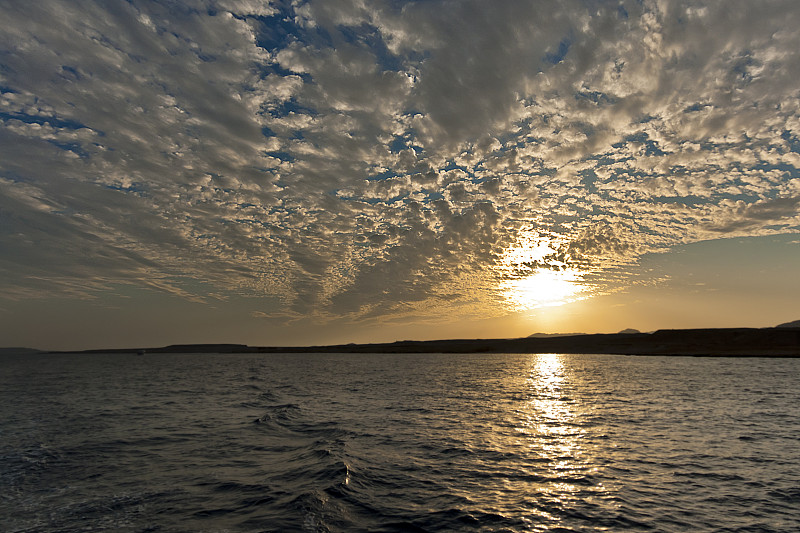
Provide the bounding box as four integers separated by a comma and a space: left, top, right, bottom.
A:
1, 352, 799, 531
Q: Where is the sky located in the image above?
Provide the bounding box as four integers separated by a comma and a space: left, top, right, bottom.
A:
1, 0, 799, 351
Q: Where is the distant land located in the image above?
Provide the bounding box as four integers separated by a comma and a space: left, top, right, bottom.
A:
0, 347, 43, 356
527, 332, 586, 338
28, 324, 800, 357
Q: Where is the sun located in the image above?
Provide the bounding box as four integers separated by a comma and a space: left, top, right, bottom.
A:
503, 268, 588, 311
498, 230, 591, 312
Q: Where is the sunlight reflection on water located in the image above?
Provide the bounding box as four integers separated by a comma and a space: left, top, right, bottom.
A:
515, 354, 610, 529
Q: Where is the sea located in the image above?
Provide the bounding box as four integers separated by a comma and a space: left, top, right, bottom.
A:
1, 351, 799, 532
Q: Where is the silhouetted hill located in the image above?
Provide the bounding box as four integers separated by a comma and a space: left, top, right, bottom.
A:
527, 332, 585, 338
159, 344, 250, 353
52, 343, 255, 355
0, 347, 42, 355
48, 327, 800, 357
777, 320, 800, 328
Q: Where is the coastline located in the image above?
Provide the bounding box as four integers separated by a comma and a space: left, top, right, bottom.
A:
42, 327, 800, 357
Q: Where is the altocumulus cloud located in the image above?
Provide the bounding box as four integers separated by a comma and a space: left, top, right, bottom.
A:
1, 0, 799, 321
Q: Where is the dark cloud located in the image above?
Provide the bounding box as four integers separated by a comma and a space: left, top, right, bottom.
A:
704, 197, 800, 233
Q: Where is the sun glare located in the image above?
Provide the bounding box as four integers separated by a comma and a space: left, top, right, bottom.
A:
503, 269, 588, 311
498, 230, 591, 311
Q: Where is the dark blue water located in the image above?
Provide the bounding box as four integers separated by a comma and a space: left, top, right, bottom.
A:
1, 352, 799, 532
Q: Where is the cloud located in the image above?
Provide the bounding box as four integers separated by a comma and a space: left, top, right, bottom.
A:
1, 0, 799, 324
704, 196, 800, 233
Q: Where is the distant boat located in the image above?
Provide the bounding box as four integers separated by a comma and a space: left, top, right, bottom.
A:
137, 349, 146, 356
